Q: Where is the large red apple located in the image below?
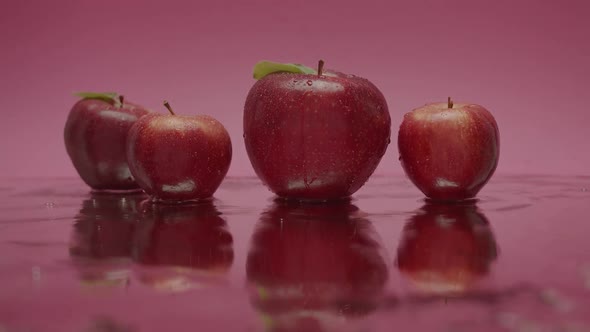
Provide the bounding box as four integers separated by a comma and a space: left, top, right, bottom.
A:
69, 192, 146, 287
398, 98, 499, 201
64, 92, 152, 190
246, 200, 388, 331
244, 60, 391, 201
396, 202, 498, 295
126, 101, 232, 202
132, 201, 233, 292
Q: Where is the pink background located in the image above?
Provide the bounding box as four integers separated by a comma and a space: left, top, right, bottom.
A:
1, 0, 588, 178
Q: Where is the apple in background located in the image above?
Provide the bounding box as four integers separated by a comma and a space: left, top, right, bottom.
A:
246, 200, 388, 331
244, 60, 391, 201
132, 201, 233, 292
69, 192, 146, 288
398, 98, 499, 201
126, 101, 232, 202
396, 202, 498, 295
64, 92, 152, 191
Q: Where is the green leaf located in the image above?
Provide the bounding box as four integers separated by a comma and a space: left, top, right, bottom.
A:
253, 60, 316, 80
257, 285, 269, 300
259, 313, 274, 330
74, 91, 120, 106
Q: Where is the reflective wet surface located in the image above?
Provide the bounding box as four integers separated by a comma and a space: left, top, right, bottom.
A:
0, 175, 589, 332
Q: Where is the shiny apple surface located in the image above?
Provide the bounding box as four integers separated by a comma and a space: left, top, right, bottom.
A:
64, 98, 152, 190
244, 70, 391, 201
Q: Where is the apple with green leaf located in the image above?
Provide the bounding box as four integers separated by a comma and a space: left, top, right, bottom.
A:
243, 60, 391, 201
64, 92, 152, 190
126, 101, 232, 202
398, 97, 499, 201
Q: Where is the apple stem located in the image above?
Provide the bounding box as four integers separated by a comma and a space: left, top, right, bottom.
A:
448, 97, 453, 109
317, 60, 324, 77
119, 95, 124, 108
163, 101, 175, 115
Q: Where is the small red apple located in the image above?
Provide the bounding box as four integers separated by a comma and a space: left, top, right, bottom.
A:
244, 60, 391, 201
64, 92, 152, 190
397, 98, 499, 201
396, 202, 498, 295
132, 201, 233, 291
246, 201, 388, 330
69, 192, 146, 287
126, 101, 232, 202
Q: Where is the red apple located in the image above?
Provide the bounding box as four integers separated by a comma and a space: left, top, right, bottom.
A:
132, 201, 233, 291
126, 101, 232, 202
396, 202, 498, 295
244, 60, 391, 201
246, 201, 388, 330
64, 92, 152, 190
69, 192, 146, 287
397, 98, 499, 201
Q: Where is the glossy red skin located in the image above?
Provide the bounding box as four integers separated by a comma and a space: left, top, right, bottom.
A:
244, 70, 391, 201
132, 201, 233, 271
246, 201, 388, 319
64, 98, 152, 190
126, 113, 232, 202
398, 103, 499, 201
396, 203, 498, 293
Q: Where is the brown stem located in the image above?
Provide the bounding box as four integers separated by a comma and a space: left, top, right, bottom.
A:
119, 95, 125, 108
163, 101, 175, 115
448, 97, 453, 109
318, 60, 325, 77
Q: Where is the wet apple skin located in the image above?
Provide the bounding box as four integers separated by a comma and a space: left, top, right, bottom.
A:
244, 70, 391, 201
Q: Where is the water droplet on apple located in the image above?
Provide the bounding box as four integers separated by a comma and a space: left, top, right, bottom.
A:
45, 202, 56, 208
582, 188, 588, 192
306, 80, 313, 86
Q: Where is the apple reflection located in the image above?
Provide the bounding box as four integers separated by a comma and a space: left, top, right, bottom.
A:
396, 202, 498, 295
132, 201, 234, 292
247, 200, 388, 332
69, 192, 146, 288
